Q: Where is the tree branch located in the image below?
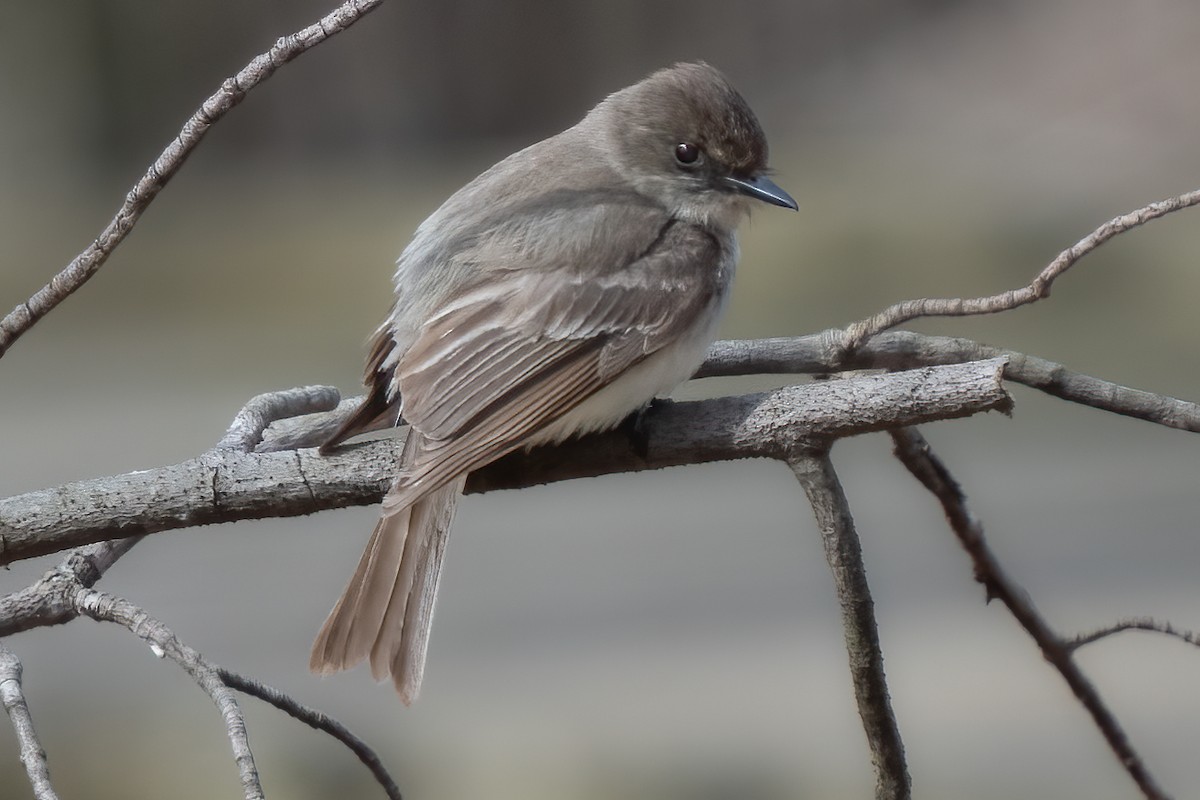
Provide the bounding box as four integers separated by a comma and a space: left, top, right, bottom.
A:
264, 332, 1200, 459
218, 385, 343, 452
1067, 618, 1200, 652
890, 427, 1171, 800
701, 332, 1200, 433
790, 450, 910, 800
839, 187, 1200, 352
76, 589, 265, 799
0, 0, 386, 360
0, 382, 344, 634
220, 669, 403, 800
0, 360, 1011, 575
0, 541, 403, 798
0, 642, 59, 800
0, 539, 143, 636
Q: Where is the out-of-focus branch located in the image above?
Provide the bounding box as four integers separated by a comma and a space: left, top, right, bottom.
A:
0, 642, 59, 800
0, 360, 1011, 574
839, 187, 1200, 352
1067, 618, 1200, 651
890, 427, 1171, 800
0, 0, 386, 360
790, 450, 910, 800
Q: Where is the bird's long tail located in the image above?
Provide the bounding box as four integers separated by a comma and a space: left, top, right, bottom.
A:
310, 431, 463, 704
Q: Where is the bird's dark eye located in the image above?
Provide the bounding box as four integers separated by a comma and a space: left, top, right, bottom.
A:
674, 142, 701, 165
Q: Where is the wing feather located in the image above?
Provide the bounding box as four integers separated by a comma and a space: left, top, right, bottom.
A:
383, 221, 725, 512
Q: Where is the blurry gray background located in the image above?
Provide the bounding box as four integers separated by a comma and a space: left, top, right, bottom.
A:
2, 2, 1199, 798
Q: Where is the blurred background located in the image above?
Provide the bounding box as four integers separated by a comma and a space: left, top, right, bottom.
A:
2, 1, 1199, 798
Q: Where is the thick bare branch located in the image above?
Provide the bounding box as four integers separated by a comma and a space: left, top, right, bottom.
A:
0, 643, 59, 800
0, 378, 304, 636
0, 0, 386, 360
790, 451, 910, 800
890, 427, 1170, 800
839, 188, 1200, 352
0, 360, 1011, 572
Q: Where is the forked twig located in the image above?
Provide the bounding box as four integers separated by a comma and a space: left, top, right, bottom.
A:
890, 427, 1170, 800
76, 590, 265, 800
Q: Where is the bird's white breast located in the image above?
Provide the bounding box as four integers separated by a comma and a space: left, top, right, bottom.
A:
530, 268, 732, 447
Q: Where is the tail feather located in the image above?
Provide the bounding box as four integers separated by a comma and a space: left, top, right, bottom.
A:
371, 476, 463, 702
310, 432, 463, 704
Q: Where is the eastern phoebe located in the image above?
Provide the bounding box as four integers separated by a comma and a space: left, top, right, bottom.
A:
311, 62, 796, 703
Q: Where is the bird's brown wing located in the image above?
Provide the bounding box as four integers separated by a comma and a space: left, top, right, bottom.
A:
387, 220, 724, 511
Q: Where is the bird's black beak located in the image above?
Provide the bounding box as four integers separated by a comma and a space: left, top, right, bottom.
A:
723, 174, 798, 210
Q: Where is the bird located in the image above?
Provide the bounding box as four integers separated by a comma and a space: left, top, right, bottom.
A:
310, 61, 797, 704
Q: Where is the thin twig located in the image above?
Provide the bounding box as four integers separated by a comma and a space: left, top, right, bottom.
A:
75, 589, 264, 800
789, 449, 910, 800
0, 642, 59, 800
890, 427, 1171, 800
699, 332, 1200, 433
840, 188, 1200, 353
220, 669, 403, 800
1067, 618, 1200, 651
0, 0, 386, 360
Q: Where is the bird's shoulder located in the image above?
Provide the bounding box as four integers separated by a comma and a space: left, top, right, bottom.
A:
400, 129, 689, 281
